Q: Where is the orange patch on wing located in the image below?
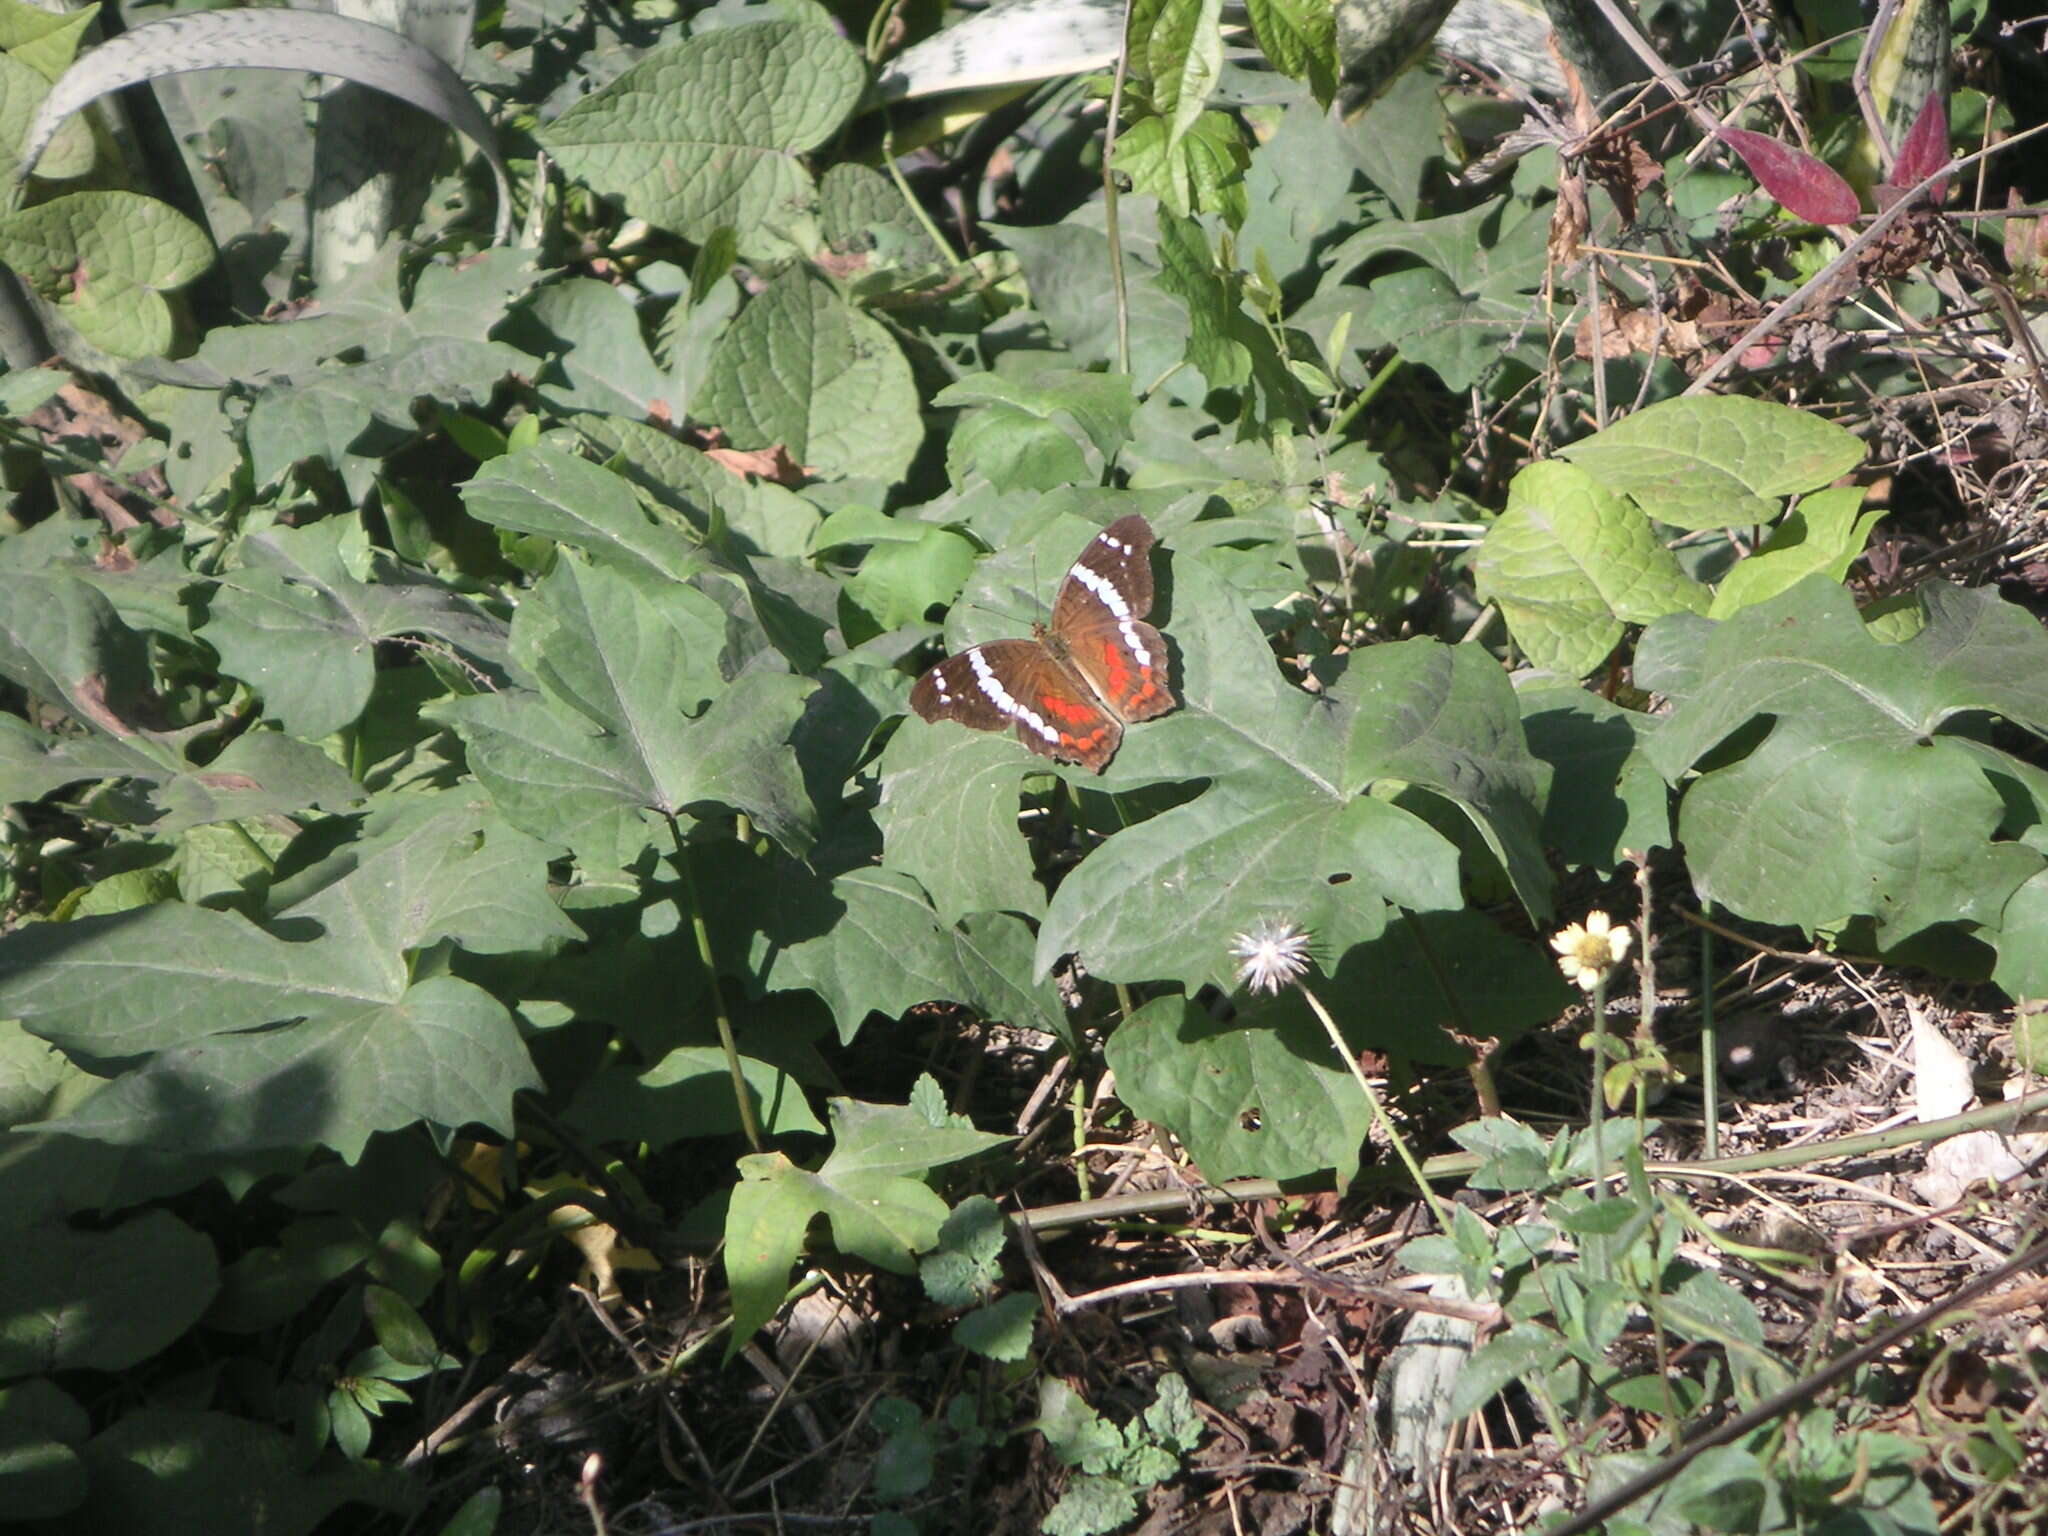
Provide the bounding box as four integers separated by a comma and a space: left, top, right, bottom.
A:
1098, 640, 1131, 695
1040, 692, 1100, 725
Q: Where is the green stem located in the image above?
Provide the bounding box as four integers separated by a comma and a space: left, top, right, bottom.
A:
668, 819, 763, 1155
1699, 924, 1719, 1159
1328, 354, 1405, 438
1588, 975, 1609, 1203
1295, 980, 1456, 1233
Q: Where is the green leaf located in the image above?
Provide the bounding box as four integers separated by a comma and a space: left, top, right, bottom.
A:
197, 519, 510, 740
1140, 1373, 1201, 1452
0, 1378, 88, 1519
1113, 109, 1250, 223
231, 251, 539, 502
875, 728, 1046, 923
871, 1399, 937, 1501
1664, 1445, 1767, 1531
1317, 196, 1549, 389
1474, 460, 1709, 678
844, 526, 978, 629
1445, 1322, 1569, 1419
0, 1211, 218, 1373
461, 444, 706, 584
952, 1292, 1038, 1360
0, 52, 94, 185
818, 163, 947, 276
1558, 395, 1866, 532
1042, 1475, 1137, 1536
1707, 484, 1884, 617
0, 561, 152, 731
44, 975, 537, 1160
722, 1169, 811, 1349
723, 1095, 1008, 1351
363, 1285, 440, 1369
1657, 1267, 1767, 1351
539, 21, 864, 257
435, 560, 818, 860
700, 267, 922, 483
992, 221, 1190, 384
0, 801, 557, 1158
519, 277, 675, 419
208, 1216, 376, 1335
71, 1409, 407, 1534
1450, 1117, 1553, 1191
1342, 638, 1553, 920
760, 866, 1030, 1043
563, 1046, 825, 1144
1104, 993, 1375, 1184
1520, 683, 1672, 873
1135, 0, 1224, 159
919, 1194, 1008, 1307
1034, 1379, 1124, 1471
936, 371, 1137, 492
1330, 910, 1569, 1064
1644, 578, 2048, 943
1246, 0, 1337, 104
1155, 212, 1255, 393
0, 191, 211, 358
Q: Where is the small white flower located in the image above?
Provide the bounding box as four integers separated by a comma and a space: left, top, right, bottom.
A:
1232, 917, 1314, 996
1551, 910, 1632, 992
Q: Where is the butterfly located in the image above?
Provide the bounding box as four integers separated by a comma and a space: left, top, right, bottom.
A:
910, 514, 1177, 772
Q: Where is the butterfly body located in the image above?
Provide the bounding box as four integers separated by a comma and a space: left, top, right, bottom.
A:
910, 514, 1177, 772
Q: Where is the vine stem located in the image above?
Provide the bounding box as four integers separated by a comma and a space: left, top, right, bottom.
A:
1015, 1082, 2048, 1232
1293, 979, 1455, 1234
667, 817, 763, 1155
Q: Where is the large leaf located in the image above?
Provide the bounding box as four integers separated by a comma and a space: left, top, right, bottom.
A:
1134, 0, 1224, 160
1559, 395, 1866, 532
0, 191, 212, 358
461, 442, 707, 585
0, 563, 359, 829
434, 558, 818, 861
1315, 196, 1551, 389
235, 250, 540, 501
197, 518, 510, 740
1519, 683, 1671, 873
0, 1211, 218, 1374
1474, 460, 1708, 678
699, 266, 923, 484
1642, 578, 2048, 944
0, 800, 558, 1157
1104, 992, 1375, 1184
1707, 485, 1883, 619
539, 20, 863, 257
70, 1410, 407, 1535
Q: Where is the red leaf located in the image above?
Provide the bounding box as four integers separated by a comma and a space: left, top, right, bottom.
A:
1890, 93, 1951, 202
1717, 126, 1862, 226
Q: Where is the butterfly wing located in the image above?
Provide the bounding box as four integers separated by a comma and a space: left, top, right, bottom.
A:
911, 639, 1123, 771
1051, 515, 1177, 725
